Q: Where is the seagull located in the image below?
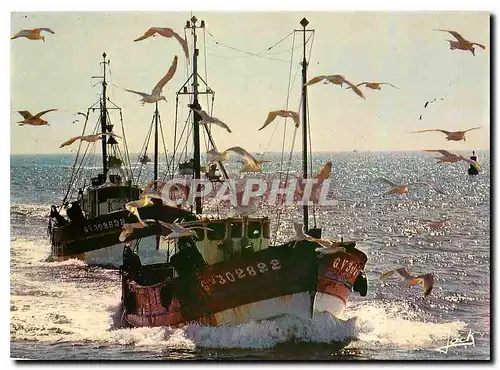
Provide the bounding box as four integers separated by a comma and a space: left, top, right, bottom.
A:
258, 110, 300, 131
207, 146, 259, 168
411, 127, 481, 141
124, 55, 178, 105
17, 109, 57, 126
158, 220, 213, 240
11, 28, 55, 41
125, 197, 154, 224
424, 98, 444, 108
351, 82, 398, 90
72, 119, 79, 124
118, 220, 156, 242
59, 132, 120, 148
292, 222, 346, 252
378, 177, 445, 195
380, 267, 434, 297
434, 29, 486, 55
423, 149, 482, 171
75, 111, 88, 119
193, 108, 231, 133
304, 74, 365, 99
134, 27, 189, 63
425, 218, 450, 229
295, 160, 332, 199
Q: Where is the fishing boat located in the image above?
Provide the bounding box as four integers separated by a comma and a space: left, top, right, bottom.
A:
119, 16, 368, 328
47, 53, 196, 267
468, 151, 480, 176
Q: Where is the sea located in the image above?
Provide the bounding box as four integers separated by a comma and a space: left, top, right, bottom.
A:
9, 151, 491, 360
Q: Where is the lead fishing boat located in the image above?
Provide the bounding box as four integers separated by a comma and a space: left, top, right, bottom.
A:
119, 16, 368, 328
47, 52, 195, 267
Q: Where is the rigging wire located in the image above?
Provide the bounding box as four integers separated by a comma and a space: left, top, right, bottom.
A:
204, 27, 293, 63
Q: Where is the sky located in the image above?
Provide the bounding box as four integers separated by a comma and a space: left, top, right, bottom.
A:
9, 11, 490, 156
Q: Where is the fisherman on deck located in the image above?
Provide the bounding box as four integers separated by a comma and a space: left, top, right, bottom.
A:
468, 150, 480, 176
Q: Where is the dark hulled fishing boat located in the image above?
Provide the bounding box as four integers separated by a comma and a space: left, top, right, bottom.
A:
47, 53, 196, 266
119, 17, 368, 328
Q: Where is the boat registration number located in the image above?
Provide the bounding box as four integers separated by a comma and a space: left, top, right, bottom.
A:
83, 218, 126, 233
200, 259, 281, 290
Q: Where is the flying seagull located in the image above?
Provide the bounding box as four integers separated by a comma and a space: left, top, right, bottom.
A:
158, 221, 213, 240
59, 132, 120, 148
292, 222, 346, 253
17, 109, 58, 126
434, 29, 486, 55
207, 146, 258, 167
377, 177, 445, 195
11, 28, 55, 41
380, 267, 434, 297
134, 27, 189, 63
193, 108, 232, 133
304, 74, 365, 100
423, 149, 481, 171
258, 110, 300, 131
118, 220, 156, 242
410, 127, 481, 141
351, 82, 398, 90
124, 55, 178, 105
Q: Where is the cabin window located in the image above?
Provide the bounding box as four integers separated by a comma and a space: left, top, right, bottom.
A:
247, 222, 262, 239
263, 220, 270, 239
207, 222, 226, 241
230, 221, 242, 238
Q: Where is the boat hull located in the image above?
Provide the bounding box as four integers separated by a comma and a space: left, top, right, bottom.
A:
121, 241, 367, 327
48, 203, 195, 266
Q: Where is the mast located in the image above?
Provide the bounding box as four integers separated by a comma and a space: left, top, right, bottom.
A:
100, 52, 109, 178
154, 101, 159, 187
189, 15, 203, 215
300, 18, 309, 232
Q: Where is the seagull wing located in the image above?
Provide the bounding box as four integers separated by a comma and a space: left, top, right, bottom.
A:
172, 31, 190, 63
259, 111, 279, 131
411, 273, 434, 297
158, 220, 174, 231
410, 129, 451, 135
314, 161, 332, 181
344, 80, 366, 100
226, 146, 258, 166
378, 177, 399, 187
210, 119, 232, 133
395, 268, 414, 279
354, 82, 368, 88
380, 269, 397, 280
409, 182, 446, 195
434, 29, 468, 44
380, 83, 399, 89
34, 109, 58, 118
98, 132, 122, 139
423, 149, 455, 157
59, 136, 81, 148
186, 226, 215, 232
133, 27, 158, 42
289, 111, 300, 128
471, 42, 486, 50
152, 55, 178, 96
124, 89, 150, 98
193, 108, 211, 121
35, 28, 55, 34
464, 127, 481, 133
304, 75, 326, 87
76, 112, 88, 119
17, 111, 34, 119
